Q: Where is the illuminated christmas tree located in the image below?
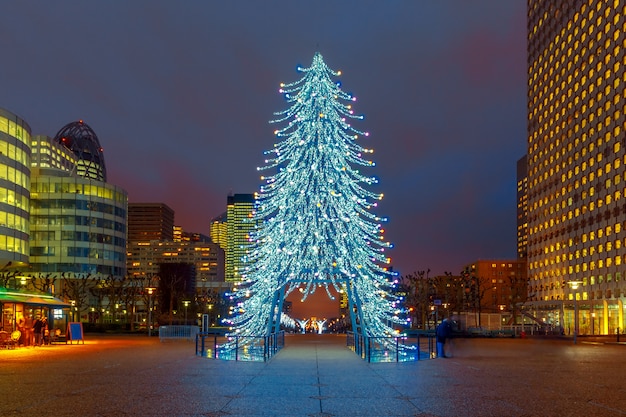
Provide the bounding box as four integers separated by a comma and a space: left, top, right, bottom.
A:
225, 52, 404, 342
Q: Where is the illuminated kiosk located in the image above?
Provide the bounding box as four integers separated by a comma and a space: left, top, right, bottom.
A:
220, 54, 408, 362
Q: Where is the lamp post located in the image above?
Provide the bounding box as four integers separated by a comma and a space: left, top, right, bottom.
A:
183, 300, 190, 325
591, 312, 595, 335
208, 304, 214, 327
567, 280, 582, 344
146, 287, 155, 337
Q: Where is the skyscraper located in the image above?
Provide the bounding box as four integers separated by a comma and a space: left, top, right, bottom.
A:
128, 203, 174, 242
209, 212, 227, 252
225, 193, 255, 282
517, 155, 528, 260
29, 166, 128, 277
0, 108, 31, 269
29, 122, 127, 279
527, 1, 625, 334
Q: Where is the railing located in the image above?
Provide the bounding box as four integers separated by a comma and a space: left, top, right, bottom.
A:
196, 330, 285, 362
347, 331, 437, 363
159, 325, 199, 342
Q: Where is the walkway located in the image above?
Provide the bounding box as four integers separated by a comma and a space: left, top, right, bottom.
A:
1, 334, 625, 416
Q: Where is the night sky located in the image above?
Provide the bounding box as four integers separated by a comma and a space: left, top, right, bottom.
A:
0, 1, 527, 277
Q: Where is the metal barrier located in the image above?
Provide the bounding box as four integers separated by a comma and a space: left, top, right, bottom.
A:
196, 330, 285, 362
159, 325, 199, 342
347, 331, 436, 362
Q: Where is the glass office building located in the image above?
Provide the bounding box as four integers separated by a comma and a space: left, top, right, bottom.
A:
225, 193, 255, 282
0, 108, 31, 267
29, 167, 127, 277
527, 1, 625, 334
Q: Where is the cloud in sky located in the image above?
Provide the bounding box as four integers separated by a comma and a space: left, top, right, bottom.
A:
0, 1, 527, 276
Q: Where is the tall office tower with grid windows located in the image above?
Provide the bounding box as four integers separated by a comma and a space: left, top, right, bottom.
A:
527, 1, 625, 335
0, 108, 31, 269
225, 193, 255, 282
128, 203, 174, 242
517, 155, 528, 260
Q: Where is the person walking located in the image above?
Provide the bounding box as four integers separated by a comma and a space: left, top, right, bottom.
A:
436, 318, 452, 358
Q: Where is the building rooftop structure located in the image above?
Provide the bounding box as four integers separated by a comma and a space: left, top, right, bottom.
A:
53, 120, 107, 181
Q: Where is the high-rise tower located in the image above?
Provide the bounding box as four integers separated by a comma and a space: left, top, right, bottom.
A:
517, 155, 528, 260
225, 194, 255, 282
527, 1, 625, 334
0, 108, 31, 268
29, 123, 127, 279
128, 203, 175, 242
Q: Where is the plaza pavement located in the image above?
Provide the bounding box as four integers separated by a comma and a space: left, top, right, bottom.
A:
0, 333, 625, 416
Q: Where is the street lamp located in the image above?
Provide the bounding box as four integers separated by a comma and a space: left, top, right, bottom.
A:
146, 287, 156, 337
567, 280, 582, 344
183, 300, 190, 325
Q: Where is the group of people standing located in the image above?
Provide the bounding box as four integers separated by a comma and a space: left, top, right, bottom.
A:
17, 314, 49, 347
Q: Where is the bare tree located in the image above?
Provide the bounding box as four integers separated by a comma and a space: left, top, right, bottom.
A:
158, 263, 194, 325
60, 273, 96, 322
26, 273, 58, 294
398, 269, 433, 329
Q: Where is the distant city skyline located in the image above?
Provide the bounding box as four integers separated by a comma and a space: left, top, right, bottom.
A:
0, 1, 527, 276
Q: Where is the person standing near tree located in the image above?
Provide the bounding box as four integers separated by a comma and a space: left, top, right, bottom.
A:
436, 318, 452, 358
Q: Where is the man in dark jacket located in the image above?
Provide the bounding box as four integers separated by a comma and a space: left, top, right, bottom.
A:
436, 318, 452, 358
33, 317, 44, 346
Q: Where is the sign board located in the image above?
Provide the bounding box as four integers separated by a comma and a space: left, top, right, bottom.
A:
66, 322, 85, 344
433, 299, 442, 306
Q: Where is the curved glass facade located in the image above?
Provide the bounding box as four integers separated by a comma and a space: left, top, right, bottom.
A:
29, 168, 127, 277
0, 108, 31, 265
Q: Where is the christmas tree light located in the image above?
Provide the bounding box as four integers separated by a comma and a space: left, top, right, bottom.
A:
224, 52, 404, 344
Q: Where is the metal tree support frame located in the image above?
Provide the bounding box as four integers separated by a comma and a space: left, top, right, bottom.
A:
196, 330, 285, 362
202, 277, 429, 363
347, 332, 437, 363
